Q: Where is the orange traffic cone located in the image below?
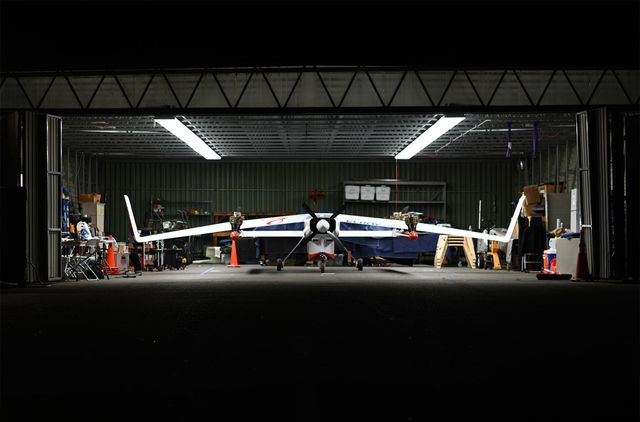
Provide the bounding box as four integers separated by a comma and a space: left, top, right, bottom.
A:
228, 233, 240, 268
105, 239, 119, 275
572, 228, 591, 282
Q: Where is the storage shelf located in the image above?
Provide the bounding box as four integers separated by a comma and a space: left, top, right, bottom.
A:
343, 179, 447, 219
344, 179, 446, 187
345, 200, 445, 204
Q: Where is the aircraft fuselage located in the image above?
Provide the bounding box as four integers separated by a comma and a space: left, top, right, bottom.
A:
307, 234, 336, 261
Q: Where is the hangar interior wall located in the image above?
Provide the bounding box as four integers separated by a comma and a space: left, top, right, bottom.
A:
99, 159, 520, 243
517, 141, 577, 192
61, 150, 101, 215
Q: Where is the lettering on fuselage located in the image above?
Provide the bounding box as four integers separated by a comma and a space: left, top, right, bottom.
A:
340, 218, 395, 227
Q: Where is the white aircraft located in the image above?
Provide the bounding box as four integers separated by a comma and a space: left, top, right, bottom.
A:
124, 194, 525, 273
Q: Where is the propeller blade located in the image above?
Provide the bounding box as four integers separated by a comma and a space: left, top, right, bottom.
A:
301, 202, 318, 219
282, 231, 316, 264
329, 203, 347, 220
401, 205, 410, 214
326, 231, 347, 252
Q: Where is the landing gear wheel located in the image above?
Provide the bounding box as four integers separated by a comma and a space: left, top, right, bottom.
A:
319, 260, 325, 273
356, 258, 363, 271
276, 258, 283, 271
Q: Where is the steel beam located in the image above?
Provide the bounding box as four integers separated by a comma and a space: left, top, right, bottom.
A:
1, 67, 637, 112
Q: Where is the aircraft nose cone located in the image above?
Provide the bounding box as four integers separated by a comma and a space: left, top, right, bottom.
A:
316, 219, 330, 233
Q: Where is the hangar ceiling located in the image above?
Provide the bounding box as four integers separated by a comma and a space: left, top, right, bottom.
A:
61, 112, 575, 159
5, 67, 633, 159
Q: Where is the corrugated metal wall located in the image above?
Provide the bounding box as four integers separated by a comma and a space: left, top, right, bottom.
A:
101, 159, 519, 244
520, 141, 577, 192
61, 151, 101, 213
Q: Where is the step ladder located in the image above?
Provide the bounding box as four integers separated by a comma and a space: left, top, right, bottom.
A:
487, 240, 502, 270
434, 235, 476, 269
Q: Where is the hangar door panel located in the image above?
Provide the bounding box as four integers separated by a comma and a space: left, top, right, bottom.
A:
47, 115, 62, 280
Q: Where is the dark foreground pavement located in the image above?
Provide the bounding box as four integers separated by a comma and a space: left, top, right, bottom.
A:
2, 265, 638, 421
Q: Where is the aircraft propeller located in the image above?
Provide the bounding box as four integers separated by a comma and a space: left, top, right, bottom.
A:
301, 201, 348, 252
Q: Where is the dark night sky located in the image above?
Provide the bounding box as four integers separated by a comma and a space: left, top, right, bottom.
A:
1, 1, 638, 72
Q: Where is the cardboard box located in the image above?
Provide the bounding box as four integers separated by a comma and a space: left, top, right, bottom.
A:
523, 184, 541, 205
538, 183, 556, 194
523, 203, 535, 217
79, 193, 101, 203
523, 202, 545, 217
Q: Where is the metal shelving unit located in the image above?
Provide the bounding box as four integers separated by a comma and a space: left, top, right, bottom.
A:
145, 198, 215, 260
343, 179, 447, 220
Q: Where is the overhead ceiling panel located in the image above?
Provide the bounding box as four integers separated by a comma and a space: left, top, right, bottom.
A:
61, 112, 575, 159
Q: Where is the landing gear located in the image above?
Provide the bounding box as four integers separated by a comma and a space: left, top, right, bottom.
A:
356, 258, 364, 271
319, 254, 326, 273
276, 258, 283, 271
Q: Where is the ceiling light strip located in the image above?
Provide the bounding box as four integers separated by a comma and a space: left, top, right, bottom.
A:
395, 116, 465, 160
154, 118, 221, 160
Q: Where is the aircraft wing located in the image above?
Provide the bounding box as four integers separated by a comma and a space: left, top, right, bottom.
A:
240, 231, 306, 238
415, 194, 525, 242
335, 214, 407, 238
337, 230, 400, 238
240, 214, 309, 229
124, 195, 232, 242
336, 214, 409, 230
126, 196, 309, 241
237, 214, 308, 237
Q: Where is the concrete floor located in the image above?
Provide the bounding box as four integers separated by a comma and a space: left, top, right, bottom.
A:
2, 264, 638, 421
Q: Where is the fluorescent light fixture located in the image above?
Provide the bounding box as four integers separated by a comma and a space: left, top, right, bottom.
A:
395, 116, 465, 159
154, 118, 221, 160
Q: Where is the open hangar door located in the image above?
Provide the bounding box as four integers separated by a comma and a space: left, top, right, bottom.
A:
0, 112, 62, 283
5, 106, 637, 422
2, 67, 638, 281
1, 2, 638, 419
55, 110, 579, 277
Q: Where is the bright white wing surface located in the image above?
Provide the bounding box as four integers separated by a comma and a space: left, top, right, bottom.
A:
124, 195, 232, 242
337, 230, 399, 238
336, 214, 409, 230
240, 231, 306, 238
415, 194, 525, 243
240, 214, 310, 229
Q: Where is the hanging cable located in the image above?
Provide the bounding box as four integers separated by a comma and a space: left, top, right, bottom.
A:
505, 121, 512, 158
395, 159, 399, 212
533, 121, 539, 159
